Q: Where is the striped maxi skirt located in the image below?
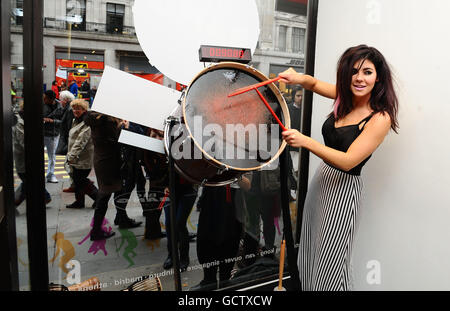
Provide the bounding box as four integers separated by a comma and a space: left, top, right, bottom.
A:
297, 161, 363, 291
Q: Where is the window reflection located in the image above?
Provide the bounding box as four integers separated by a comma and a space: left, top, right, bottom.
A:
9, 0, 307, 291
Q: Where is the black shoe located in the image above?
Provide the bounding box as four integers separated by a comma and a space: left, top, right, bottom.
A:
66, 201, 85, 209
163, 256, 173, 270
114, 216, 143, 229
90, 230, 115, 241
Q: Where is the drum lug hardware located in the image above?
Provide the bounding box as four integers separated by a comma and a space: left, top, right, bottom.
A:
164, 116, 181, 126
217, 166, 229, 175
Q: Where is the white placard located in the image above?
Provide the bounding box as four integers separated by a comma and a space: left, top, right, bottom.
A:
132, 0, 260, 86
91, 66, 179, 130
56, 67, 67, 79
118, 129, 165, 154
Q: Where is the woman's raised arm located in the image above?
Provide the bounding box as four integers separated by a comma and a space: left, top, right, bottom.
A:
279, 68, 336, 100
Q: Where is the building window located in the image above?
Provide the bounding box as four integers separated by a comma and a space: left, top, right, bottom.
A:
13, 0, 24, 25
292, 27, 305, 54
66, 0, 86, 31
106, 3, 125, 34
278, 25, 287, 51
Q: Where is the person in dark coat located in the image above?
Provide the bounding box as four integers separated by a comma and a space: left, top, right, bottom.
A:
162, 175, 197, 272
141, 129, 168, 240
84, 112, 140, 241
55, 90, 77, 192
13, 103, 52, 206
287, 86, 302, 178
193, 184, 243, 289
56, 90, 75, 156
43, 90, 64, 183
112, 121, 150, 229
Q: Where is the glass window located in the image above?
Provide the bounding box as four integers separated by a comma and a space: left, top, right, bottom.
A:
106, 3, 125, 34
292, 27, 305, 54
12, 0, 24, 26
6, 0, 307, 292
278, 25, 287, 51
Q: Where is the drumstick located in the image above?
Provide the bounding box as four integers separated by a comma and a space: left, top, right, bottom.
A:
228, 76, 282, 98
158, 192, 169, 210
254, 88, 287, 131
278, 239, 286, 291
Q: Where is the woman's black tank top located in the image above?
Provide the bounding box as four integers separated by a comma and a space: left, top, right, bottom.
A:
321, 113, 374, 176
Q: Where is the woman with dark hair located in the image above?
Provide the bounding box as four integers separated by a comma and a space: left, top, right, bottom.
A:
279, 44, 399, 291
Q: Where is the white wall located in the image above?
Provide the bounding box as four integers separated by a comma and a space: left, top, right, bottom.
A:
311, 0, 450, 290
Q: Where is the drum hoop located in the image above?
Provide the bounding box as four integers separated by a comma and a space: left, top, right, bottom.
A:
181, 62, 290, 172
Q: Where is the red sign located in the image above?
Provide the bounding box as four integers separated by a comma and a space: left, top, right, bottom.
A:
55, 58, 104, 86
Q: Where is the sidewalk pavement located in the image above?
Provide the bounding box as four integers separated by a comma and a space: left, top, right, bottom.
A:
14, 169, 203, 291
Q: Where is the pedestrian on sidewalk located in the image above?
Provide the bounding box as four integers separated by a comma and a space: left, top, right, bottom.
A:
13, 103, 52, 206
113, 121, 152, 229
43, 90, 63, 184
51, 80, 60, 100
55, 90, 77, 193
65, 99, 98, 209
141, 128, 168, 240
162, 175, 197, 272
84, 112, 140, 241
68, 79, 78, 98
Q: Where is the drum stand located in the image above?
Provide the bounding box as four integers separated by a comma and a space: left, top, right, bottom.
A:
279, 148, 301, 291
166, 116, 183, 291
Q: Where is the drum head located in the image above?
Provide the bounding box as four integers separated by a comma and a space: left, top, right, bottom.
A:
183, 62, 290, 171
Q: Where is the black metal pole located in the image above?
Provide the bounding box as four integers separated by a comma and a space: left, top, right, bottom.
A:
23, 0, 49, 291
296, 0, 319, 242
168, 119, 182, 291
0, 0, 19, 291
279, 149, 300, 291
295, 0, 319, 291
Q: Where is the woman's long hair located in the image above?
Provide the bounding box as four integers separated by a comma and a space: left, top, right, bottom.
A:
333, 44, 399, 133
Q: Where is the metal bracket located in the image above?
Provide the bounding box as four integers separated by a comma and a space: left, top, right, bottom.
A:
177, 89, 186, 105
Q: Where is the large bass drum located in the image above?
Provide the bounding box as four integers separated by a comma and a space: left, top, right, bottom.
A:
164, 62, 290, 186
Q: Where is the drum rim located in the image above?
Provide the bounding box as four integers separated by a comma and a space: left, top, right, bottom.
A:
181, 61, 290, 172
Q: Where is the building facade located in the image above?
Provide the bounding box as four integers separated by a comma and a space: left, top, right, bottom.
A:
11, 0, 171, 98
254, 0, 306, 98
10, 0, 306, 100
